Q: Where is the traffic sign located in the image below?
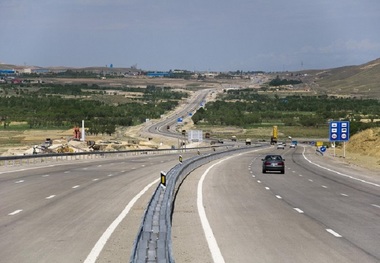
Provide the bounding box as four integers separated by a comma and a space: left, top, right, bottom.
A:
329, 121, 350, 142
320, 146, 326, 152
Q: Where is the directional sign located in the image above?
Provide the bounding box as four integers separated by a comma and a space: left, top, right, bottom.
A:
320, 146, 327, 152
329, 121, 350, 142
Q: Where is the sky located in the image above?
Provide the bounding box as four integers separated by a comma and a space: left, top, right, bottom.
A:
1, 0, 380, 72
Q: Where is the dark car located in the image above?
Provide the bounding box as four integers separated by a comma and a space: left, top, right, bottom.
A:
262, 155, 285, 174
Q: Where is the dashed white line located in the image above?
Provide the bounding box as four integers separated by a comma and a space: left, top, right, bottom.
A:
371, 204, 380, 209
265, 187, 270, 190
72, 185, 80, 189
276, 195, 282, 199
308, 179, 314, 182
15, 180, 24, 184
93, 178, 99, 181
340, 193, 348, 197
322, 185, 328, 189
294, 208, 304, 213
42, 174, 50, 177
257, 180, 261, 184
108, 174, 113, 177
64, 171, 70, 174
46, 195, 56, 199
326, 229, 342, 237
8, 210, 23, 216
299, 174, 303, 177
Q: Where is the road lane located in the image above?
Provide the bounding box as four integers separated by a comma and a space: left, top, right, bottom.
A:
0, 152, 198, 263
173, 147, 379, 262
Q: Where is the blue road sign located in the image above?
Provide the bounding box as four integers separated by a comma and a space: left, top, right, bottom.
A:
329, 121, 350, 142
177, 117, 183, 123
320, 146, 326, 152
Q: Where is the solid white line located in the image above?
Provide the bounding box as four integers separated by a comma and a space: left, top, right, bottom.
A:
84, 178, 160, 263
294, 208, 304, 213
8, 209, 23, 216
198, 158, 229, 263
371, 204, 380, 209
72, 185, 80, 189
302, 147, 380, 188
326, 229, 342, 237
46, 195, 56, 199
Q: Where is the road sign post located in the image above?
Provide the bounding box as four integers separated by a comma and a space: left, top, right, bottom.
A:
329, 121, 350, 157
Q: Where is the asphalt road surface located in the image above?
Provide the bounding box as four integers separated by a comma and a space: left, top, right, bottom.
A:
172, 144, 380, 263
0, 152, 200, 263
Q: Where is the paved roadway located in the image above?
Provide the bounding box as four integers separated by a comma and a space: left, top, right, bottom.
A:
0, 152, 203, 263
172, 144, 380, 263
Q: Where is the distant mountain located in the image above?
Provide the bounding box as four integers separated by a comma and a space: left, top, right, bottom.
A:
302, 58, 380, 99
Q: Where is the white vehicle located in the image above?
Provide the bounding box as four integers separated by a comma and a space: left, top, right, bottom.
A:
277, 143, 285, 149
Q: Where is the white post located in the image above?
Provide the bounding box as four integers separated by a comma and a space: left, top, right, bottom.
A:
81, 120, 85, 142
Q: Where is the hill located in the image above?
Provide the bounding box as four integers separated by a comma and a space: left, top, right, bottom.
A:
301, 58, 380, 98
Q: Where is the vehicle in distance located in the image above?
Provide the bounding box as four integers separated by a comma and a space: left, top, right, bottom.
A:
277, 143, 285, 149
290, 143, 296, 148
262, 155, 285, 174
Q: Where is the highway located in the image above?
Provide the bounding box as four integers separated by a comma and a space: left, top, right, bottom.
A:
0, 152, 200, 263
172, 144, 380, 263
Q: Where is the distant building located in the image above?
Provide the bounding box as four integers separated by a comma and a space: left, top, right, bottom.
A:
146, 72, 171, 78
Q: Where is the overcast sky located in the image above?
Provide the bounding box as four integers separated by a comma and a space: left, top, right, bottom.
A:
1, 0, 379, 71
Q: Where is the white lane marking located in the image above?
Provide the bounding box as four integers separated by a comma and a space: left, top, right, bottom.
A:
322, 185, 328, 189
292, 171, 296, 173
72, 185, 80, 189
15, 180, 25, 184
276, 195, 282, 199
340, 193, 348, 197
46, 195, 56, 199
93, 178, 99, 181
84, 178, 160, 263
294, 208, 304, 213
8, 210, 23, 216
64, 171, 70, 174
252, 175, 256, 178
299, 174, 303, 177
308, 179, 314, 182
42, 174, 50, 177
198, 158, 230, 263
83, 168, 88, 170
257, 180, 261, 183
326, 229, 342, 237
121, 170, 125, 173
302, 147, 380, 188
97, 165, 102, 168
108, 174, 113, 177
265, 187, 270, 190
371, 204, 380, 209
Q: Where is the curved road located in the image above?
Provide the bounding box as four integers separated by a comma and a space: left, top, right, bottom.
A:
172, 144, 380, 262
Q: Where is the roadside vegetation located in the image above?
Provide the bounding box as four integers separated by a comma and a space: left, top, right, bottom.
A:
191, 89, 380, 139
0, 83, 188, 135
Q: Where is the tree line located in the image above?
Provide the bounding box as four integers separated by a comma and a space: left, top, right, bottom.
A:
192, 91, 380, 136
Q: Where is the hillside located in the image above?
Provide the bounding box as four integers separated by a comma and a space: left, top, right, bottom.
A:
305, 58, 380, 98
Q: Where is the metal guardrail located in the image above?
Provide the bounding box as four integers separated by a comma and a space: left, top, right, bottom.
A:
0, 146, 223, 168
130, 144, 262, 263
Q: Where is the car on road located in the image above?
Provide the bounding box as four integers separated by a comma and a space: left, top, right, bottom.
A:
262, 155, 285, 174
289, 143, 296, 148
277, 143, 285, 149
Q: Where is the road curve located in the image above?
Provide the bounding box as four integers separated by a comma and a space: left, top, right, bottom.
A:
172, 145, 380, 263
